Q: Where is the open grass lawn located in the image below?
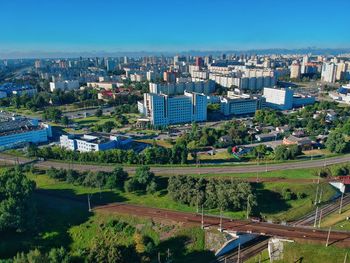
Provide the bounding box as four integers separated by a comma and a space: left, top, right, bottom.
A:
255, 182, 337, 222
321, 203, 350, 230
136, 139, 173, 148
189, 167, 319, 180
246, 243, 350, 263
73, 115, 117, 127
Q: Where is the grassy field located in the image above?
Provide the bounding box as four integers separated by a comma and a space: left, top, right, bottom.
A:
256, 182, 336, 222
0, 190, 212, 262
27, 172, 337, 223
321, 203, 350, 230
189, 167, 320, 180
136, 139, 173, 148
2, 106, 42, 118
246, 243, 350, 263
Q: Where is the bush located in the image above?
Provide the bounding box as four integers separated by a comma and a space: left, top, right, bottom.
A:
282, 188, 297, 201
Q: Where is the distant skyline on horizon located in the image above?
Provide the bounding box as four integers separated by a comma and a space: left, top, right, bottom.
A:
1, 0, 350, 58
2, 47, 350, 60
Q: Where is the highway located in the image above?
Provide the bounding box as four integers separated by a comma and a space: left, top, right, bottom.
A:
95, 202, 350, 247
1, 153, 349, 176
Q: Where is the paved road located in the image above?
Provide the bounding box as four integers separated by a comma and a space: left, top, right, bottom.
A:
95, 202, 350, 247
1, 153, 349, 176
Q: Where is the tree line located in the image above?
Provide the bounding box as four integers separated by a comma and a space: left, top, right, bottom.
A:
46, 166, 158, 194
28, 143, 188, 165
167, 175, 256, 212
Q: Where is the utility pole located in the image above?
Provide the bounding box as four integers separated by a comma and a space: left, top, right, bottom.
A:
201, 205, 204, 229
246, 195, 251, 219
256, 155, 259, 182
219, 208, 223, 232
314, 183, 319, 205
237, 243, 241, 263
314, 206, 319, 228
339, 192, 344, 214
87, 194, 92, 212
318, 188, 323, 204
344, 252, 348, 263
326, 227, 332, 247
318, 208, 323, 228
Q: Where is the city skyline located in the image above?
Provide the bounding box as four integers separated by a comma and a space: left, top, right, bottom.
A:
1, 0, 350, 58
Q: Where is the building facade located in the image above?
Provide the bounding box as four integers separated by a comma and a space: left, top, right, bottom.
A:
140, 91, 207, 126
263, 87, 294, 110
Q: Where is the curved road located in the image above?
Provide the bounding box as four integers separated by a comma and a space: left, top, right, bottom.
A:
1, 153, 349, 176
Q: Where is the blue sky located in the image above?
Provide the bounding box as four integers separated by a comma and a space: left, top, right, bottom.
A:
1, 0, 350, 52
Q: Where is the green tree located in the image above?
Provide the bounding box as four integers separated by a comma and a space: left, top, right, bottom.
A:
61, 116, 69, 127
0, 168, 36, 232
42, 107, 62, 122
106, 166, 128, 189
95, 108, 103, 117
326, 130, 347, 153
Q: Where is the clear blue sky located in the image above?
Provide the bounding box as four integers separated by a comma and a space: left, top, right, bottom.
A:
1, 0, 349, 52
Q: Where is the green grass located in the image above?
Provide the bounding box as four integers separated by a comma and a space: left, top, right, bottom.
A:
321, 203, 350, 230
73, 115, 117, 127
0, 169, 214, 261
246, 243, 350, 263
255, 182, 336, 222
0, 191, 90, 258
27, 173, 337, 223
189, 168, 319, 180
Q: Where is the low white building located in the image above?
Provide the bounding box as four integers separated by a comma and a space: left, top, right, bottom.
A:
0, 117, 52, 149
60, 133, 132, 152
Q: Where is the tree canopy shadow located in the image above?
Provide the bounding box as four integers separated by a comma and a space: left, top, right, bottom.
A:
252, 183, 291, 215
0, 187, 127, 259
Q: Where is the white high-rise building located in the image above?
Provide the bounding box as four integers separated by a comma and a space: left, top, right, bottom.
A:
290, 62, 301, 79
321, 63, 338, 83
140, 92, 207, 126
263, 87, 294, 110
301, 55, 309, 74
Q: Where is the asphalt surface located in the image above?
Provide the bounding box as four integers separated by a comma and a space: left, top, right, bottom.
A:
95, 202, 350, 247
1, 153, 349, 176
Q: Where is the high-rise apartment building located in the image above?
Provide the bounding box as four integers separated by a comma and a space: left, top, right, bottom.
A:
321, 63, 338, 83
139, 92, 207, 126
290, 62, 301, 79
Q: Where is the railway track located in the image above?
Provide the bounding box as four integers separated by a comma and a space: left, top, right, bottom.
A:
293, 194, 350, 226
214, 236, 269, 263
95, 203, 350, 247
